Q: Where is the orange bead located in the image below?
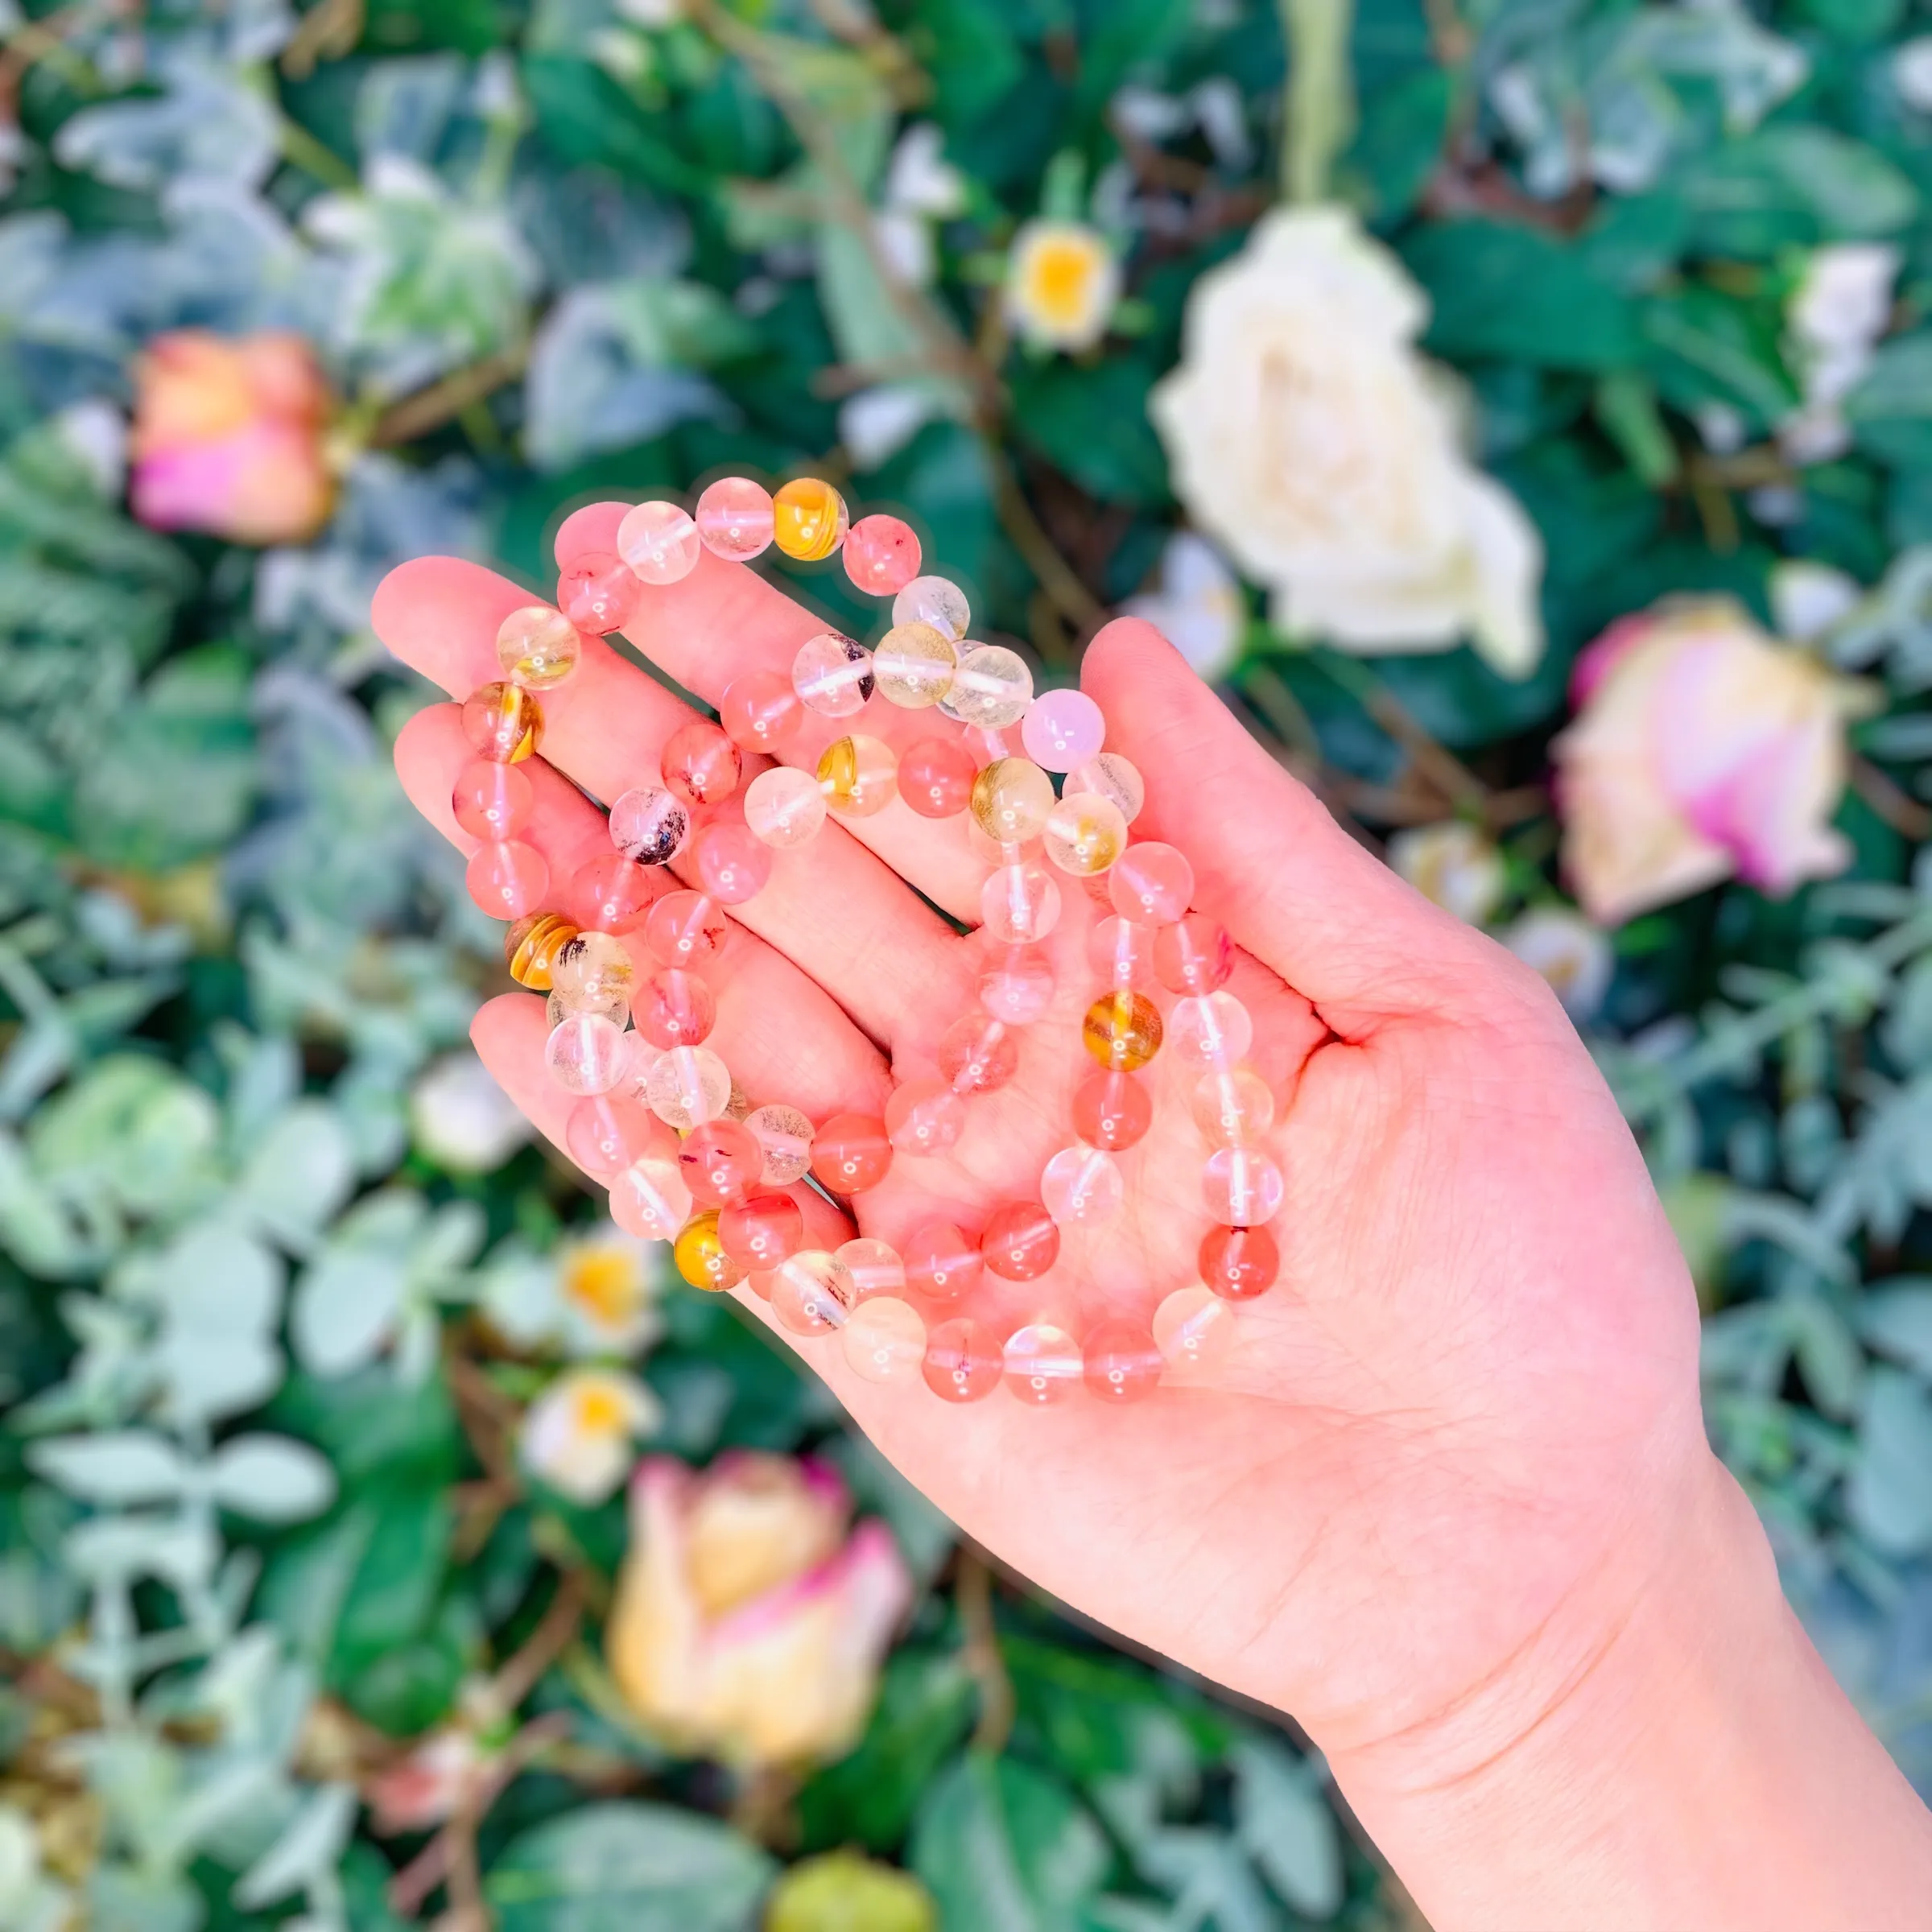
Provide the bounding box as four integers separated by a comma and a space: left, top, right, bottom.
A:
674, 1211, 743, 1292
505, 912, 578, 991
1081, 990, 1163, 1071
772, 477, 849, 560
810, 1113, 893, 1194
980, 1201, 1059, 1281
923, 1317, 1004, 1402
903, 1220, 983, 1302
462, 680, 543, 763
1199, 1223, 1279, 1300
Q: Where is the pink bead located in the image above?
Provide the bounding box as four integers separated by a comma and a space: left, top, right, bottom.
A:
1020, 689, 1105, 772
1002, 1323, 1083, 1406
884, 1078, 966, 1155
661, 720, 741, 806
719, 671, 802, 754
692, 821, 772, 904
810, 1113, 894, 1194
566, 852, 662, 935
898, 736, 976, 818
609, 1141, 691, 1241
1071, 1071, 1150, 1150
679, 1120, 764, 1208
1154, 912, 1234, 994
1109, 842, 1194, 925
980, 1202, 1059, 1281
1202, 1146, 1285, 1224
720, 1192, 804, 1268
565, 1092, 660, 1175
617, 499, 702, 584
923, 1317, 1004, 1402
842, 514, 923, 596
1041, 1144, 1122, 1226
634, 968, 716, 1048
1087, 914, 1154, 990
452, 759, 532, 841
466, 839, 548, 918
645, 890, 729, 966
938, 1013, 1018, 1093
695, 477, 774, 561
1083, 1320, 1163, 1403
903, 1220, 983, 1303
977, 942, 1055, 1025
558, 550, 642, 634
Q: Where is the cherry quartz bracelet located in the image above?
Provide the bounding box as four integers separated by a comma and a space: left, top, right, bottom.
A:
452, 476, 1284, 1406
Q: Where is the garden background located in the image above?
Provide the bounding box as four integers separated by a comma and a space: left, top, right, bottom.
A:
8, 0, 1932, 1926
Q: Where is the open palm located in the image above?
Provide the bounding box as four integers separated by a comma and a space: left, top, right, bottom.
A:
374, 501, 1710, 1790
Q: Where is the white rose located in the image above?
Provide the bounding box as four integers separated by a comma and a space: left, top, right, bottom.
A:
1149, 207, 1544, 676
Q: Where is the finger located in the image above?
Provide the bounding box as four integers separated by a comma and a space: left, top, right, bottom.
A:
374, 557, 964, 1055
556, 502, 991, 923
1082, 618, 1498, 1030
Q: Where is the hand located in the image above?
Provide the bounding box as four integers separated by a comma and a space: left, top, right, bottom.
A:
374, 506, 1932, 1929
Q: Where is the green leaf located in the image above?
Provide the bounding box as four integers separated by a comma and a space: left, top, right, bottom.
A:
767, 1851, 936, 1932
1640, 283, 1798, 427
1009, 360, 1170, 509
208, 1435, 337, 1522
26, 1430, 188, 1505
1344, 67, 1453, 221
1679, 126, 1918, 254
1849, 335, 1932, 468
489, 1802, 776, 1931
522, 57, 713, 196
1847, 1367, 1932, 1554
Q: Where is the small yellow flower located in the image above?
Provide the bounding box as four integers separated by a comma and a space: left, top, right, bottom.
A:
521, 1368, 658, 1505
1005, 219, 1119, 352
557, 1232, 658, 1353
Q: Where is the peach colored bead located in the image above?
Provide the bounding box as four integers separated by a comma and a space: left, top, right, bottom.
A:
1003, 1323, 1083, 1406
1042, 1144, 1123, 1226
559, 550, 642, 634
1154, 1286, 1235, 1376
462, 681, 543, 762
452, 759, 533, 841
1191, 1065, 1276, 1146
496, 606, 581, 690
1071, 1071, 1151, 1150
564, 1092, 662, 1177
609, 1144, 691, 1241
810, 1113, 893, 1194
843, 513, 923, 595
678, 1120, 764, 1208
770, 1250, 857, 1334
978, 942, 1055, 1025
899, 737, 975, 818
634, 968, 715, 1048
467, 839, 548, 918
838, 1237, 908, 1302
566, 853, 661, 935
980, 1201, 1059, 1281
885, 1078, 966, 1155
1203, 1146, 1284, 1224
903, 1220, 983, 1303
720, 670, 802, 753
772, 478, 848, 561
692, 821, 772, 904
1200, 1223, 1280, 1300
938, 1013, 1017, 1093
1109, 841, 1194, 924
661, 720, 741, 806
1155, 912, 1233, 994
743, 766, 828, 848
617, 499, 702, 584
645, 890, 728, 966
720, 1192, 805, 1269
1020, 688, 1104, 772
843, 1297, 927, 1385
923, 1317, 1004, 1402
1083, 1320, 1164, 1403
980, 862, 1060, 943
696, 477, 774, 560
745, 1103, 815, 1186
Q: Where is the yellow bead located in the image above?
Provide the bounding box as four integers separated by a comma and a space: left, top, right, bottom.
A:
873, 621, 957, 708
772, 478, 849, 561
1043, 792, 1126, 875
1082, 989, 1163, 1071
496, 605, 581, 689
505, 912, 578, 991
970, 756, 1055, 843
674, 1211, 741, 1291
817, 734, 898, 816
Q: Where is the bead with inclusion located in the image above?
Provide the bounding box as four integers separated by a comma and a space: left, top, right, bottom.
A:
970, 756, 1055, 842
617, 499, 702, 584
772, 478, 849, 561
1042, 791, 1126, 876
719, 1192, 804, 1269
792, 632, 874, 718
644, 890, 728, 967
922, 1316, 1003, 1402
609, 786, 690, 866
873, 621, 957, 708
463, 681, 544, 763
843, 514, 923, 596
1081, 989, 1162, 1071
1063, 751, 1145, 824
644, 1044, 732, 1129
497, 606, 581, 690
660, 720, 741, 807
942, 644, 1033, 729
817, 735, 898, 816
770, 1250, 857, 1334
506, 911, 577, 991
559, 550, 642, 634
551, 929, 635, 1013
745, 1103, 815, 1186
893, 574, 970, 641
545, 1011, 629, 1096
566, 853, 660, 936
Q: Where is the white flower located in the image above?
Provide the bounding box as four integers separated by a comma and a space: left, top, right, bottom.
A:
1897, 36, 1932, 112
1149, 207, 1544, 676
872, 124, 965, 291
0, 1806, 71, 1932
1503, 906, 1614, 1021
1386, 822, 1507, 927
1770, 559, 1861, 643
481, 1225, 664, 1359
1780, 243, 1897, 466
522, 1367, 658, 1505
1005, 219, 1120, 352
410, 1051, 533, 1173
1124, 533, 1246, 679
838, 385, 941, 471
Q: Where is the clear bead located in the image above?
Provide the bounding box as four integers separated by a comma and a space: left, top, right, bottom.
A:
1041, 1144, 1124, 1226
1002, 1323, 1083, 1406
1191, 1065, 1276, 1146
792, 632, 874, 718
1168, 992, 1253, 1068
545, 1012, 629, 1096
1202, 1146, 1284, 1224
1153, 1286, 1235, 1377
644, 1043, 732, 1129
744, 766, 828, 848
873, 621, 957, 708
1063, 751, 1146, 824
745, 1103, 815, 1185
1042, 792, 1127, 875
837, 1237, 907, 1302
497, 606, 581, 690
617, 499, 702, 584
841, 1297, 927, 1384
980, 862, 1061, 943
941, 644, 1033, 729
893, 574, 970, 641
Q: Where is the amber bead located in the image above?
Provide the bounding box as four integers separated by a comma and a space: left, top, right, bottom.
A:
505, 912, 578, 991
1081, 990, 1163, 1071
810, 1113, 893, 1194
772, 477, 848, 560
674, 1211, 743, 1292
980, 1201, 1059, 1281
816, 735, 898, 816
1200, 1224, 1280, 1301
462, 681, 543, 763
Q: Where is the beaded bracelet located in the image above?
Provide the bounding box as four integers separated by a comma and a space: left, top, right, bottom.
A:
452, 474, 1285, 1407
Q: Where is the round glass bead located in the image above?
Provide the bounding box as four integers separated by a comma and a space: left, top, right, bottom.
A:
792, 632, 874, 718
674, 1211, 743, 1292
884, 1078, 966, 1155
720, 670, 802, 753
980, 1201, 1059, 1281
1155, 913, 1234, 995
1191, 1065, 1276, 1146
1003, 1323, 1083, 1406
546, 1012, 628, 1096
566, 1092, 661, 1176
969, 757, 1055, 843
978, 942, 1055, 1025
617, 499, 702, 584
463, 681, 543, 763
1021, 690, 1105, 772
1063, 752, 1145, 825
893, 575, 969, 642
1083, 1320, 1163, 1403
770, 1250, 857, 1334
772, 478, 849, 561
645, 1044, 732, 1129
609, 786, 690, 866
810, 1113, 893, 1194
1202, 1146, 1285, 1225
923, 1317, 1004, 1402
552, 929, 635, 1012
1200, 1223, 1280, 1301
566, 853, 660, 935
838, 1237, 908, 1303
1169, 992, 1253, 1068
745, 1104, 815, 1186
506, 912, 577, 991
559, 551, 642, 634
661, 720, 742, 806
696, 477, 775, 560
873, 622, 956, 708
692, 822, 773, 903
609, 1146, 692, 1242
1041, 1143, 1123, 1226
497, 606, 581, 690
903, 1220, 983, 1303
468, 840, 549, 919
844, 514, 923, 595
634, 967, 715, 1048
1153, 1286, 1235, 1376
980, 863, 1061, 944
1071, 1071, 1151, 1151
645, 890, 728, 966
678, 1119, 764, 1208
1110, 842, 1194, 925
1082, 990, 1163, 1071
937, 1013, 1017, 1094
899, 737, 975, 818
549, 981, 627, 1029
843, 1298, 927, 1385
720, 1192, 804, 1269
454, 757, 537, 842
942, 645, 1032, 729
744, 766, 828, 848
1042, 793, 1126, 876
817, 735, 898, 816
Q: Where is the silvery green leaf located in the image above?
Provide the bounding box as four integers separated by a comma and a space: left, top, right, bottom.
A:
392, 1302, 442, 1384
27, 1432, 189, 1505
116, 1221, 284, 1335
237, 1103, 357, 1246
354, 52, 467, 162
291, 1244, 406, 1377
1231, 1737, 1342, 1919
1857, 1285, 1932, 1379
233, 1782, 357, 1910
85, 1866, 204, 1932
0, 1803, 73, 1932
415, 1198, 488, 1280
0, 1129, 100, 1277
207, 1437, 336, 1522
27, 1055, 221, 1220
1848, 1368, 1932, 1554
54, 54, 279, 191
1784, 1297, 1864, 1421
149, 1329, 283, 1427
64, 1515, 217, 1589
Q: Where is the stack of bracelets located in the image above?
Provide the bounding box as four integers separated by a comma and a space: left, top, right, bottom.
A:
456, 475, 1282, 1408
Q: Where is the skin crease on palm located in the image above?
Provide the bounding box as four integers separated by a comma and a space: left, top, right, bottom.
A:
374, 502, 1932, 1928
